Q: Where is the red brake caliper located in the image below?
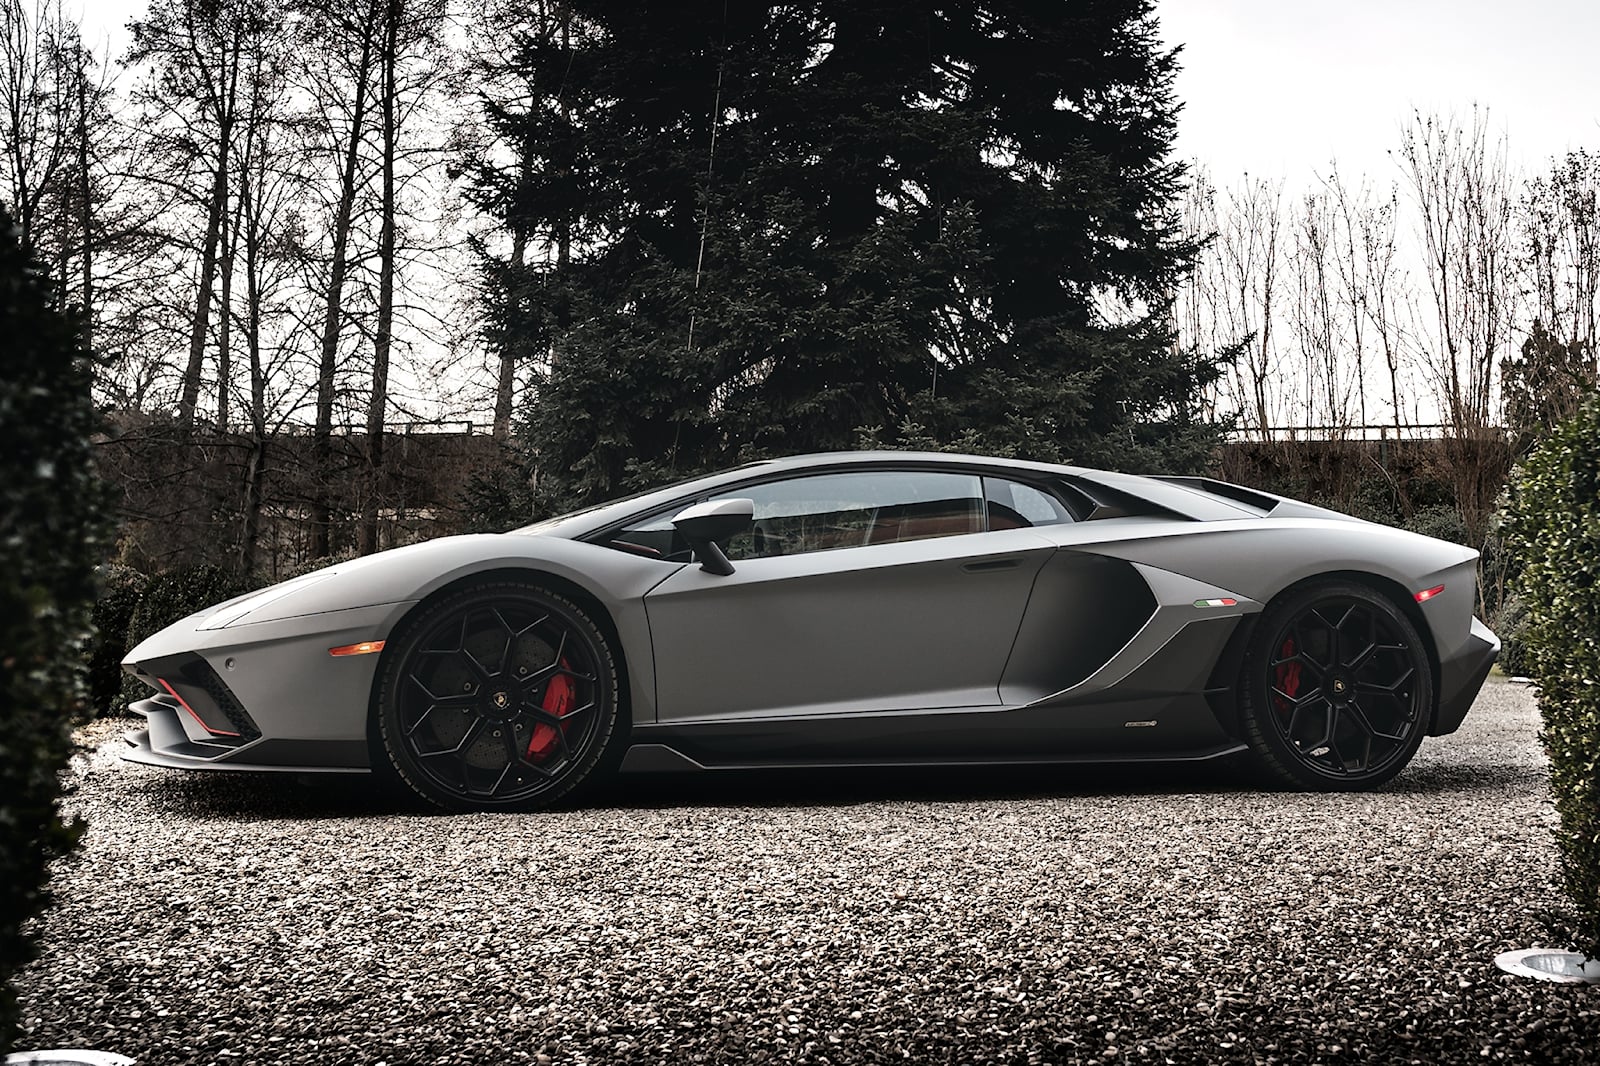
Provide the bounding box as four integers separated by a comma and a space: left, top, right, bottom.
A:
526, 657, 575, 760
1274, 638, 1301, 712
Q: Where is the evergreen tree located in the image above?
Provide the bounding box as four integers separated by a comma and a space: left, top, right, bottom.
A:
0, 204, 105, 1054
470, 1, 1225, 512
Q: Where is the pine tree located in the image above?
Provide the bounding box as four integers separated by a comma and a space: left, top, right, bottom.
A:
470, 1, 1225, 513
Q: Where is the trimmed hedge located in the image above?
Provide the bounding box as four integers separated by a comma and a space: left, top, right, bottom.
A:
0, 210, 106, 1054
115, 565, 251, 714
87, 566, 148, 718
1505, 395, 1600, 961
123, 564, 251, 650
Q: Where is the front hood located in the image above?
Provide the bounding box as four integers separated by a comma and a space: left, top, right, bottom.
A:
189, 530, 685, 631
201, 536, 517, 628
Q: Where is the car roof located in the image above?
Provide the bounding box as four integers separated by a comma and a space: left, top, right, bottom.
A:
515, 452, 1075, 539
515, 451, 1258, 539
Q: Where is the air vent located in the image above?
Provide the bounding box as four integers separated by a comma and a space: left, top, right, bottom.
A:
1154, 476, 1279, 515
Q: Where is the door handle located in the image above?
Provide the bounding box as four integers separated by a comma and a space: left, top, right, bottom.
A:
962, 558, 1019, 573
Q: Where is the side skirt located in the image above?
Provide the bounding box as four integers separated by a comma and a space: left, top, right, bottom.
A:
622, 689, 1240, 773
618, 739, 1248, 774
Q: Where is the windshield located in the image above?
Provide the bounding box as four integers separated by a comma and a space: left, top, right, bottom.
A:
509, 461, 776, 536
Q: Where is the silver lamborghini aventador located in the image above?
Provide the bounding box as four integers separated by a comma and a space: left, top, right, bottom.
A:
122, 451, 1500, 811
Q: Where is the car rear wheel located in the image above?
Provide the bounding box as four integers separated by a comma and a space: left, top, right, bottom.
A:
375, 581, 621, 811
1238, 581, 1432, 790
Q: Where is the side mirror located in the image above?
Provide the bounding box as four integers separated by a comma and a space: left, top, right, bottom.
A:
671, 498, 753, 576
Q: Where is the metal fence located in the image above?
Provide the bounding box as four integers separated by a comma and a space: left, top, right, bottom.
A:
1227, 423, 1508, 443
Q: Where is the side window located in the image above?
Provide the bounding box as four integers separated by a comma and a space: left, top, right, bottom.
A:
717, 471, 984, 561
983, 477, 1074, 530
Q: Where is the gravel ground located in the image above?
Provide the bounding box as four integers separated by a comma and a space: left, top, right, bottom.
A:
14, 678, 1599, 1065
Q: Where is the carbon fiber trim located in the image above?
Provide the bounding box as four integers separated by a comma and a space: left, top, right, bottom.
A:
126, 652, 262, 745
183, 657, 261, 740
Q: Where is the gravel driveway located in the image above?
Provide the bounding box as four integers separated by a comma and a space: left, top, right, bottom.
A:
14, 678, 1598, 1064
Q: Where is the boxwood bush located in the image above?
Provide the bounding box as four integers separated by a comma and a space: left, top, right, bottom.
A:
87, 566, 148, 717
115, 565, 251, 713
0, 209, 106, 1054
1505, 395, 1600, 961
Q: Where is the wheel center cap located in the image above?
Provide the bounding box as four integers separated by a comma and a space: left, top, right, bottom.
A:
1330, 675, 1352, 700
481, 689, 518, 721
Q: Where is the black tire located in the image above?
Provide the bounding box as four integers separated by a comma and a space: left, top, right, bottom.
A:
1238, 580, 1432, 790
375, 581, 622, 812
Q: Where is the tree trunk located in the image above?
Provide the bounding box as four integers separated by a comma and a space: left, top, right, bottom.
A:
75, 57, 91, 355
239, 162, 265, 576
215, 190, 238, 430
492, 221, 528, 440
310, 17, 376, 559
240, 433, 265, 576
178, 128, 230, 432
360, 0, 399, 557
178, 25, 243, 434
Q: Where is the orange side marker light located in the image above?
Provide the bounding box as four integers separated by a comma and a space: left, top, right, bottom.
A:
329, 640, 386, 657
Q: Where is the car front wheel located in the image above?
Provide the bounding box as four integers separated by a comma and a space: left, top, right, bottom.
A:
375, 581, 621, 811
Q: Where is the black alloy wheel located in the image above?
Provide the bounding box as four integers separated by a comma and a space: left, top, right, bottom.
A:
375, 581, 621, 811
1238, 581, 1432, 790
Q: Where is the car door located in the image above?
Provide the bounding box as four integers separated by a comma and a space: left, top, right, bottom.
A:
642, 469, 1057, 724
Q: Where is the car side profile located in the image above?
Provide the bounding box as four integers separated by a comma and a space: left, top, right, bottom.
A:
122, 451, 1499, 811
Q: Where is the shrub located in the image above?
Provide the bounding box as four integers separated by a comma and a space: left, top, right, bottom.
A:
116, 565, 251, 713
274, 550, 358, 584
0, 209, 107, 1054
1504, 395, 1600, 961
1492, 594, 1531, 678
86, 566, 148, 717
1403, 503, 1472, 547
124, 564, 252, 650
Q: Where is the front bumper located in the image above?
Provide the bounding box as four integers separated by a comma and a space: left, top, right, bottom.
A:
120, 600, 413, 772
123, 703, 370, 773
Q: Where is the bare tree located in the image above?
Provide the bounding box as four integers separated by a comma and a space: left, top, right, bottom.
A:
1217, 175, 1286, 435
1322, 166, 1371, 429
1523, 149, 1600, 361
226, 8, 310, 573
1399, 108, 1519, 435
1290, 188, 1346, 433
1, 0, 72, 252
1398, 108, 1521, 561
299, 0, 380, 559
1353, 183, 1411, 434
1176, 165, 1224, 420
128, 0, 273, 432
358, 0, 453, 555
358, 0, 400, 556
1, 0, 121, 354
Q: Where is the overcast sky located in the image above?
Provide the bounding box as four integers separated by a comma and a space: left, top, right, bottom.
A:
1157, 0, 1600, 183
77, 0, 1600, 184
